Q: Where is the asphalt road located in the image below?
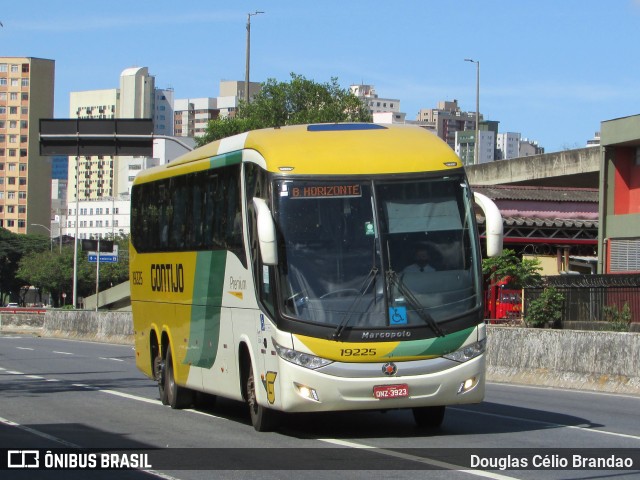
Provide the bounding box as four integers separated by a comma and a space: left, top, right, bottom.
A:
1, 334, 639, 480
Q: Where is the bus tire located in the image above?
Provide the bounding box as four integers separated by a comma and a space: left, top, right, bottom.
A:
246, 363, 278, 432
154, 351, 169, 405
165, 346, 193, 409
412, 405, 446, 428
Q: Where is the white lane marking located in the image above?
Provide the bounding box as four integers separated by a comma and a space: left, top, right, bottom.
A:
52, 351, 74, 355
6, 370, 23, 375
0, 414, 80, 448
16, 347, 34, 351
451, 407, 640, 442
320, 438, 519, 480
71, 383, 93, 389
99, 357, 124, 362
488, 381, 640, 400
97, 388, 163, 406
81, 386, 226, 420
0, 415, 183, 480
25, 375, 44, 380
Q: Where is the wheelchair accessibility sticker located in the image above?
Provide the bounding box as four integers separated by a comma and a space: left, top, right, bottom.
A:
389, 306, 408, 325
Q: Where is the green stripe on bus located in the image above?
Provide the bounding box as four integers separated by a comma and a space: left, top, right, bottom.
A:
184, 250, 227, 368
210, 151, 242, 169
387, 326, 475, 358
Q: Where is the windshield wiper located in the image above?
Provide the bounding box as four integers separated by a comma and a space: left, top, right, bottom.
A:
386, 269, 446, 337
332, 266, 379, 339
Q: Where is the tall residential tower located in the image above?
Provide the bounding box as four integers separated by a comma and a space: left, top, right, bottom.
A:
0, 57, 55, 235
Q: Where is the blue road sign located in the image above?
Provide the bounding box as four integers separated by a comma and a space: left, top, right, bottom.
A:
88, 254, 118, 263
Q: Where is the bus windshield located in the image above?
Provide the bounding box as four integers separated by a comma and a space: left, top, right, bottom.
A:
274, 175, 480, 332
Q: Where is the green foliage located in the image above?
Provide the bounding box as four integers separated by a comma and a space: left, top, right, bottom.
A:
15, 233, 130, 308
196, 73, 372, 146
602, 303, 632, 332
524, 287, 565, 328
482, 248, 543, 289
0, 228, 50, 304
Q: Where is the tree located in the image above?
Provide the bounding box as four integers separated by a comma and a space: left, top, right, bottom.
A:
482, 248, 543, 289
197, 73, 372, 146
0, 228, 49, 305
16, 233, 130, 308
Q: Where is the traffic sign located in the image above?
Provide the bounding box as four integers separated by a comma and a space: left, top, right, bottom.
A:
88, 254, 118, 263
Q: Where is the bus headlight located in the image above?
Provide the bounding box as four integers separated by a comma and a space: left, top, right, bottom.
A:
273, 341, 333, 369
443, 338, 486, 363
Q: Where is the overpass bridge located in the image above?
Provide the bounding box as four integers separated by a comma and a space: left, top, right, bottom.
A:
466, 147, 600, 188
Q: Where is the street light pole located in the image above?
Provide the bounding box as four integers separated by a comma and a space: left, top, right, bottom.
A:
72, 150, 79, 309
464, 58, 480, 165
244, 11, 264, 105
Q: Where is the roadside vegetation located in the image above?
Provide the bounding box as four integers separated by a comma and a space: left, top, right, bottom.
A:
196, 73, 372, 145
0, 227, 129, 307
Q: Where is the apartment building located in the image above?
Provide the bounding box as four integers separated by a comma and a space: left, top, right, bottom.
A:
0, 57, 55, 235
174, 97, 218, 137
350, 84, 405, 121
155, 88, 174, 136
418, 100, 481, 150
455, 129, 496, 166
496, 132, 521, 160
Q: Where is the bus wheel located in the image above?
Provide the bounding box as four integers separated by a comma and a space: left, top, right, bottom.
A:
165, 346, 193, 409
412, 406, 446, 428
154, 352, 168, 405
246, 363, 278, 432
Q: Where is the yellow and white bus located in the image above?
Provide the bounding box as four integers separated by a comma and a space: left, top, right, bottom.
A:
130, 123, 503, 431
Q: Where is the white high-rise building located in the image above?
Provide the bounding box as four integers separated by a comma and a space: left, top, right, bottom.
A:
496, 132, 521, 160
65, 66, 177, 239
174, 98, 218, 137
350, 84, 404, 120
155, 88, 174, 136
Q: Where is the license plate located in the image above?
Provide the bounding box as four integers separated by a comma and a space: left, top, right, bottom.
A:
373, 384, 409, 399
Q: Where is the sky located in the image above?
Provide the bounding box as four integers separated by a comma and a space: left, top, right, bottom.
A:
3, 0, 640, 153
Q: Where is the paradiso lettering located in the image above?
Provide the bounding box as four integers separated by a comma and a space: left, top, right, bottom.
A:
151, 264, 185, 293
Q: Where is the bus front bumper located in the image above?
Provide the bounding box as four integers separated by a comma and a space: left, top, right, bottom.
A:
272, 354, 485, 413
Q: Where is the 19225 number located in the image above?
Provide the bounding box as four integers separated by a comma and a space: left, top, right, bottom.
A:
340, 348, 377, 357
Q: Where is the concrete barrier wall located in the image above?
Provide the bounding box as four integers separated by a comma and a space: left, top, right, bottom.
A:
2, 311, 639, 395
486, 326, 640, 395
42, 310, 134, 344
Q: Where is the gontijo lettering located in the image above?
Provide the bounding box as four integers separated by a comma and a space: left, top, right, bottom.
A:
151, 263, 184, 292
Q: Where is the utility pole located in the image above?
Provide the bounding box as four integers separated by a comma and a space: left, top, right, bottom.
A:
465, 58, 480, 165
244, 11, 264, 104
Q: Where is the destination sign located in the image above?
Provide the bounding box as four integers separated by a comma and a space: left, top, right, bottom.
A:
290, 184, 362, 199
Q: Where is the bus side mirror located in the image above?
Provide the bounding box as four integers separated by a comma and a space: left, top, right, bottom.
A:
252, 197, 278, 266
473, 191, 503, 258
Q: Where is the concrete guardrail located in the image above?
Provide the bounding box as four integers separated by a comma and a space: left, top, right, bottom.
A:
1, 311, 639, 396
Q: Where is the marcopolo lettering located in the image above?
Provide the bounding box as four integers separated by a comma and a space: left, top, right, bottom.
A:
361, 330, 412, 340
151, 264, 185, 293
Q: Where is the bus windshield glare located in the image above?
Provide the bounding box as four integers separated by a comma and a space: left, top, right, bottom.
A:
274, 175, 481, 332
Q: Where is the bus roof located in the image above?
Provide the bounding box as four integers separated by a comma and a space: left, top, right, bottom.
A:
136, 123, 462, 182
